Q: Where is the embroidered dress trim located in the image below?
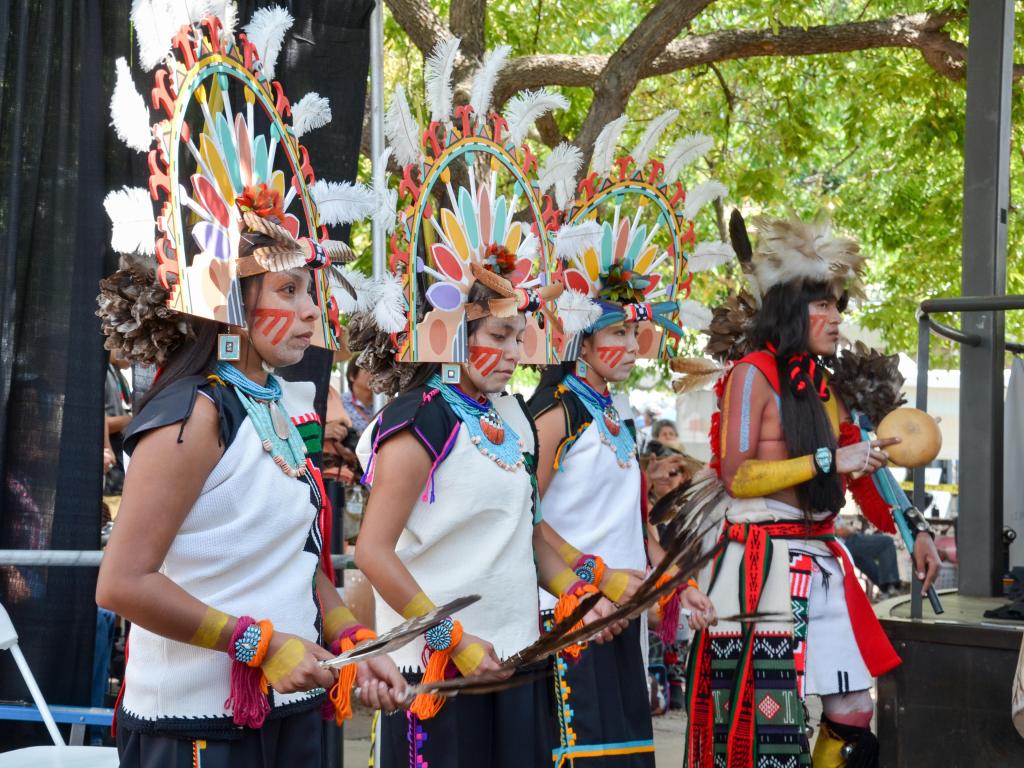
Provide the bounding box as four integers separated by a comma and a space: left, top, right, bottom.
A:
561, 374, 635, 468
428, 374, 524, 471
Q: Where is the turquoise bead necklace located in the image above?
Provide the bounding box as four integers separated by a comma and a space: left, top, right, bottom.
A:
563, 373, 635, 468
214, 362, 308, 477
428, 373, 524, 471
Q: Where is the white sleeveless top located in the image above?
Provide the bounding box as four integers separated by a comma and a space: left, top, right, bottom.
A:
357, 391, 540, 671
121, 379, 323, 729
537, 399, 646, 612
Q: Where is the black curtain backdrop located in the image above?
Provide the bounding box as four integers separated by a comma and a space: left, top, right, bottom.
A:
0, 0, 372, 748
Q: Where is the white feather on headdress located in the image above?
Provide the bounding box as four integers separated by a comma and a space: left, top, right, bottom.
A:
332, 267, 374, 313
676, 298, 713, 331
372, 272, 408, 333
750, 214, 866, 297
538, 142, 583, 209
683, 180, 727, 220
373, 147, 398, 235
111, 58, 152, 152
291, 93, 332, 138
503, 89, 569, 147
687, 241, 734, 273
197, 1, 237, 36
310, 180, 377, 226
517, 231, 539, 261
105, 186, 155, 255
425, 37, 461, 123
554, 220, 602, 260
556, 290, 603, 336
131, 1, 238, 72
130, 0, 188, 71
469, 45, 511, 124
243, 6, 293, 81
385, 85, 423, 168
214, 1, 238, 37
631, 109, 678, 170
664, 133, 714, 183
590, 115, 629, 177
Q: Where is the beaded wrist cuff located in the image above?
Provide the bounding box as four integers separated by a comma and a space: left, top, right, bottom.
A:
229, 617, 273, 668
573, 553, 607, 587
425, 617, 457, 652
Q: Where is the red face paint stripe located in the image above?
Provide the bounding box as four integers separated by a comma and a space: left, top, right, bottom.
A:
469, 345, 502, 376
596, 345, 626, 368
253, 308, 295, 345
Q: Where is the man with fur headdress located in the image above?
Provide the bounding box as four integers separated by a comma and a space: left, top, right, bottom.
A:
679, 213, 941, 768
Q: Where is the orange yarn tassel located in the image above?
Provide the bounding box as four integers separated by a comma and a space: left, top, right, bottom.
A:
553, 582, 599, 660
409, 620, 464, 720
327, 627, 377, 725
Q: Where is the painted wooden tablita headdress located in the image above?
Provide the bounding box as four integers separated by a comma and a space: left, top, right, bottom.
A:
102, 3, 377, 352
364, 39, 600, 367
553, 111, 733, 361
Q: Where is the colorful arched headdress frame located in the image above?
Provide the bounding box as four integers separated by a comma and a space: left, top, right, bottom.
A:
104, 5, 379, 350
372, 40, 599, 365
552, 111, 734, 361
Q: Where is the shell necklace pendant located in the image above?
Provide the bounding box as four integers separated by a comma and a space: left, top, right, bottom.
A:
269, 401, 292, 440
479, 409, 506, 445
603, 405, 622, 437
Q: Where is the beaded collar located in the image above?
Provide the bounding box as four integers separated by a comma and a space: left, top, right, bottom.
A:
428, 374, 524, 472
562, 374, 636, 468
213, 363, 307, 477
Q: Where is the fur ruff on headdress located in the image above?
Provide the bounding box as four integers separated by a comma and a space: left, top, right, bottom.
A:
747, 213, 866, 302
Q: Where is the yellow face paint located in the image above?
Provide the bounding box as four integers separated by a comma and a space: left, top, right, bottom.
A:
557, 541, 582, 566
261, 638, 305, 686
601, 570, 630, 602
549, 568, 577, 596
730, 456, 816, 498
401, 591, 437, 620
323, 605, 358, 642
190, 608, 229, 650
452, 642, 486, 676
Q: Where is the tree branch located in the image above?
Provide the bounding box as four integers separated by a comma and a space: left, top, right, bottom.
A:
535, 113, 564, 148
450, 0, 487, 63
491, 11, 1021, 109
575, 0, 717, 164
384, 0, 448, 55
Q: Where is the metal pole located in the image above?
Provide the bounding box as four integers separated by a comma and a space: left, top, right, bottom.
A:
911, 313, 931, 619
957, 0, 1013, 597
10, 645, 65, 746
370, 0, 387, 413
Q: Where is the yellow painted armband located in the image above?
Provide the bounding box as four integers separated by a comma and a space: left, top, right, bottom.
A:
601, 570, 630, 602
401, 591, 437, 620
323, 605, 358, 642
190, 607, 229, 650
452, 642, 485, 676
548, 568, 577, 597
261, 638, 305, 686
730, 456, 816, 498
558, 541, 582, 566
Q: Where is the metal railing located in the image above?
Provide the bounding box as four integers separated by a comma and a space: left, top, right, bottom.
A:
912, 294, 1024, 617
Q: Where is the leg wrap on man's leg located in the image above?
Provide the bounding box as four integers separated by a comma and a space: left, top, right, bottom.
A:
811, 717, 879, 768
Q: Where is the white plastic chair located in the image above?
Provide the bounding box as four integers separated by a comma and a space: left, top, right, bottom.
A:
0, 602, 117, 766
